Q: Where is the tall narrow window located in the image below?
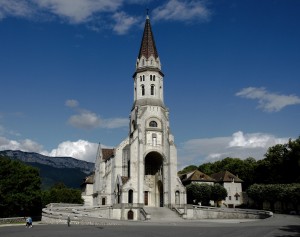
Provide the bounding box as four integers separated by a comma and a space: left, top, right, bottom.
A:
128, 190, 133, 204
151, 84, 155, 95
153, 75, 155, 81
152, 133, 157, 146
141, 85, 145, 96
150, 75, 152, 81
143, 75, 145, 81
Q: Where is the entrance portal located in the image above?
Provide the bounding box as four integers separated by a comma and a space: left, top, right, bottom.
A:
144, 151, 164, 207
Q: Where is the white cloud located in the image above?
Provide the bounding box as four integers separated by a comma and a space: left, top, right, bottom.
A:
33, 0, 122, 23
66, 100, 128, 129
236, 87, 300, 112
0, 136, 44, 152
0, 0, 34, 20
178, 131, 291, 169
0, 135, 103, 163
0, 0, 140, 34
112, 11, 139, 35
68, 111, 101, 129
43, 139, 99, 163
152, 0, 211, 22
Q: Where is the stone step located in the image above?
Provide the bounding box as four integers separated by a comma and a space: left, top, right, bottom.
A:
143, 207, 183, 222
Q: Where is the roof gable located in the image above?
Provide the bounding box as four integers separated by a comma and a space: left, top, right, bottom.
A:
210, 170, 243, 183
102, 148, 114, 161
180, 170, 215, 183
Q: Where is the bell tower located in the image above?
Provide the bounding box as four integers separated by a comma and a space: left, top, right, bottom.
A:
93, 14, 186, 211
128, 15, 186, 207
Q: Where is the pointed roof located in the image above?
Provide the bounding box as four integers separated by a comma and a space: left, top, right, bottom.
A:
210, 171, 243, 183
102, 148, 114, 161
138, 15, 159, 60
180, 170, 216, 184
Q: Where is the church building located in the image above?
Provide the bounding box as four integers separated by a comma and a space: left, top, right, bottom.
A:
92, 15, 186, 210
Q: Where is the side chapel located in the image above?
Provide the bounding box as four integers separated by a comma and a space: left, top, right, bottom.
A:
92, 15, 186, 208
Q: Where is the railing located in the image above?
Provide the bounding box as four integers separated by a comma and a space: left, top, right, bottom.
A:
139, 207, 151, 220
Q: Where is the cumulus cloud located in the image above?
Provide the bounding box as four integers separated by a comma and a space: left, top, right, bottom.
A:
68, 111, 101, 129
0, 136, 44, 152
43, 139, 99, 162
152, 0, 211, 22
0, 135, 105, 163
236, 87, 300, 112
178, 131, 291, 168
65, 99, 128, 129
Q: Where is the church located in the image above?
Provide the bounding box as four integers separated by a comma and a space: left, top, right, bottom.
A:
90, 15, 186, 211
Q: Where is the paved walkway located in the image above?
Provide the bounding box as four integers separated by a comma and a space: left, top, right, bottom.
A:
0, 214, 299, 237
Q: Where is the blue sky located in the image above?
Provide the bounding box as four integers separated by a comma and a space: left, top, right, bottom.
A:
0, 0, 299, 168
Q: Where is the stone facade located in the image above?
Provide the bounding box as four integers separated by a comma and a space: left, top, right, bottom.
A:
91, 16, 186, 210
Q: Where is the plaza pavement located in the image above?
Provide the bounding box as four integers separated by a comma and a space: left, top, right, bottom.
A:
0, 214, 299, 237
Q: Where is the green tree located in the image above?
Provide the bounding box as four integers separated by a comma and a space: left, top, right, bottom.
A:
178, 165, 198, 175
0, 156, 42, 217
186, 183, 211, 205
246, 184, 265, 209
255, 137, 300, 184
247, 183, 300, 212
211, 184, 227, 206
42, 183, 83, 207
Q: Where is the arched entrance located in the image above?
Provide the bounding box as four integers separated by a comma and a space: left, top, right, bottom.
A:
144, 151, 164, 207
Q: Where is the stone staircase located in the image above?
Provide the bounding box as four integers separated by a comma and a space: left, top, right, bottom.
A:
143, 207, 183, 222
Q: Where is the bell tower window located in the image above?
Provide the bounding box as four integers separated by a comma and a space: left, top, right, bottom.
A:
151, 84, 155, 95
141, 84, 145, 96
149, 121, 157, 127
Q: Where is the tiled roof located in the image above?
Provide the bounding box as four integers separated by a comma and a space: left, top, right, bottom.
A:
180, 170, 215, 183
138, 16, 159, 60
210, 171, 243, 183
102, 148, 114, 161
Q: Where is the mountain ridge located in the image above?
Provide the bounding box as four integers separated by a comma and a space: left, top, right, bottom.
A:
0, 150, 94, 174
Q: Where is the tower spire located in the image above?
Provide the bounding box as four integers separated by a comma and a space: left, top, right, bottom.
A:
138, 15, 159, 60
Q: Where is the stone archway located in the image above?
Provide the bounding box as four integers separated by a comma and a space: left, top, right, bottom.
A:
144, 151, 164, 207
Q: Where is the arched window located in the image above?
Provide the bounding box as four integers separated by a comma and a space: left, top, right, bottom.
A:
150, 75, 152, 81
141, 84, 145, 96
140, 76, 142, 82
149, 121, 157, 127
175, 191, 180, 205
127, 210, 134, 220
151, 84, 155, 95
143, 75, 145, 81
128, 189, 133, 204
153, 75, 155, 81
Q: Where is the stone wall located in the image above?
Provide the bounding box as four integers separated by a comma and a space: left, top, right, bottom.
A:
184, 206, 273, 219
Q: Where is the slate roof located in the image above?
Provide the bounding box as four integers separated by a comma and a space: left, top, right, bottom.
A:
180, 170, 216, 184
210, 171, 243, 183
138, 15, 159, 60
102, 148, 114, 161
